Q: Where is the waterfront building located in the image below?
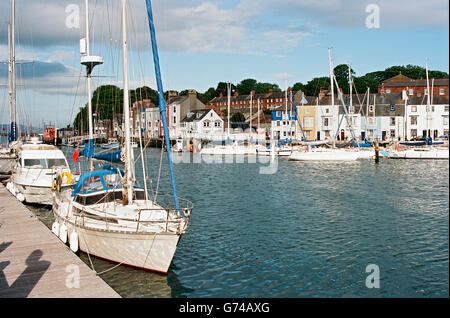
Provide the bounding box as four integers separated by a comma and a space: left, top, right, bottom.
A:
138, 90, 205, 139
379, 73, 449, 97
180, 109, 224, 140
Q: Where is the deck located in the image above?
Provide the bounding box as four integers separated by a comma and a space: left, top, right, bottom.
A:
0, 183, 120, 298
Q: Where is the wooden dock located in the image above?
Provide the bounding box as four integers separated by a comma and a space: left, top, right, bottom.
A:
0, 183, 120, 298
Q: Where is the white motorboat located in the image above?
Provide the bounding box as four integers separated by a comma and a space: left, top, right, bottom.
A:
256, 144, 292, 157
388, 147, 449, 159
0, 143, 19, 175
100, 137, 120, 149
290, 147, 359, 161
52, 0, 192, 274
7, 137, 71, 205
200, 141, 257, 155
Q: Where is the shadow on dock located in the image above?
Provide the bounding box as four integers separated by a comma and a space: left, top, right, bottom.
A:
0, 243, 51, 298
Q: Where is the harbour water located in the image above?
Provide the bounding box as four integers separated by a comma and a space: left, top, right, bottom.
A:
21, 146, 450, 297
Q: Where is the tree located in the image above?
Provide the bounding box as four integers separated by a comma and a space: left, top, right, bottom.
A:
237, 78, 258, 95
216, 82, 236, 97
255, 82, 281, 94
231, 112, 246, 122
292, 82, 306, 93
303, 77, 330, 96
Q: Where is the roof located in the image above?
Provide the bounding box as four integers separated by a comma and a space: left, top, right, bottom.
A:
380, 74, 449, 87
181, 109, 213, 123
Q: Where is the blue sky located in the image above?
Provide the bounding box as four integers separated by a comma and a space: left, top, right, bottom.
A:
0, 0, 448, 128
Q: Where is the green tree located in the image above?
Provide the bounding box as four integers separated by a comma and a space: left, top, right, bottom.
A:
255, 82, 281, 94
237, 78, 258, 95
231, 112, 246, 122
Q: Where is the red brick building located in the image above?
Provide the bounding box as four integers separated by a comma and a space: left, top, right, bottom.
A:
379, 74, 449, 97
206, 88, 299, 113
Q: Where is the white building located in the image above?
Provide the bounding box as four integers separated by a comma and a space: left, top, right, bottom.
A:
181, 109, 224, 140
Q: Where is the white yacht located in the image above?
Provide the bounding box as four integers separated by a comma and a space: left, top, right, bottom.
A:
7, 137, 71, 205
388, 147, 449, 159
51, 0, 192, 274
256, 144, 292, 157
290, 147, 360, 161
0, 142, 19, 176
200, 141, 257, 155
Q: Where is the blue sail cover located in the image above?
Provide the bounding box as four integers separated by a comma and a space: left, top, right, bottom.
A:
145, 0, 179, 210
8, 122, 17, 143
93, 149, 122, 163
83, 139, 95, 158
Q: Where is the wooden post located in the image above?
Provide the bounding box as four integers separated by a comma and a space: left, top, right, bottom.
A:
375, 142, 379, 163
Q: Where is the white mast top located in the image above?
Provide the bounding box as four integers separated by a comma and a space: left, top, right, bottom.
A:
328, 48, 334, 108
227, 82, 231, 135
425, 61, 431, 137
122, 0, 133, 204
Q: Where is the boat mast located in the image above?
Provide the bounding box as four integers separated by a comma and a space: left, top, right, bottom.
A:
328, 48, 335, 147
425, 61, 431, 139
249, 90, 253, 141
81, 0, 102, 170
121, 0, 133, 205
8, 0, 17, 143
227, 82, 231, 135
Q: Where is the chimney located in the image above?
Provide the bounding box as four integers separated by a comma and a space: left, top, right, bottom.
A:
319, 89, 325, 100
219, 91, 223, 98
234, 91, 239, 97
188, 89, 197, 97
268, 88, 273, 94
168, 91, 178, 99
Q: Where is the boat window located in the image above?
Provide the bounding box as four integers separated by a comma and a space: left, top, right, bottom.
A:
24, 159, 46, 169
81, 176, 104, 192
47, 158, 67, 169
104, 174, 121, 187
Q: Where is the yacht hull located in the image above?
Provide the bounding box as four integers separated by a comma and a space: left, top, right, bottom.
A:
388, 148, 449, 159
53, 213, 181, 274
290, 150, 359, 161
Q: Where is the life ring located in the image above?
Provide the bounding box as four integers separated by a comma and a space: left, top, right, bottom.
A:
60, 172, 72, 185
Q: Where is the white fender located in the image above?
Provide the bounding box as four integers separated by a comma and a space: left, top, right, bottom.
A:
69, 231, 79, 252
59, 224, 68, 243
52, 222, 60, 236
16, 192, 25, 202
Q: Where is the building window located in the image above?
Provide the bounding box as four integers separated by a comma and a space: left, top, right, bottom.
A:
417, 92, 422, 97
410, 116, 418, 125
390, 129, 396, 138
303, 117, 314, 128
445, 105, 449, 112
432, 106, 435, 112
349, 106, 355, 114
276, 111, 281, 117
424, 88, 428, 95
173, 107, 176, 113
411, 105, 417, 112
390, 117, 395, 126
325, 108, 329, 113
440, 88, 445, 95
386, 89, 391, 94
305, 108, 311, 114
409, 89, 414, 95
323, 118, 329, 127
390, 104, 396, 112
443, 116, 449, 126
173, 116, 176, 124
203, 121, 210, 128
369, 105, 374, 113
411, 129, 417, 138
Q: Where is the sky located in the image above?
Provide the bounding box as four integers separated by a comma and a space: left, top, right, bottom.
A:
0, 0, 448, 129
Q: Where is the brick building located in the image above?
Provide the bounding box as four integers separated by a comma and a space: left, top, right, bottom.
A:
379, 74, 449, 97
